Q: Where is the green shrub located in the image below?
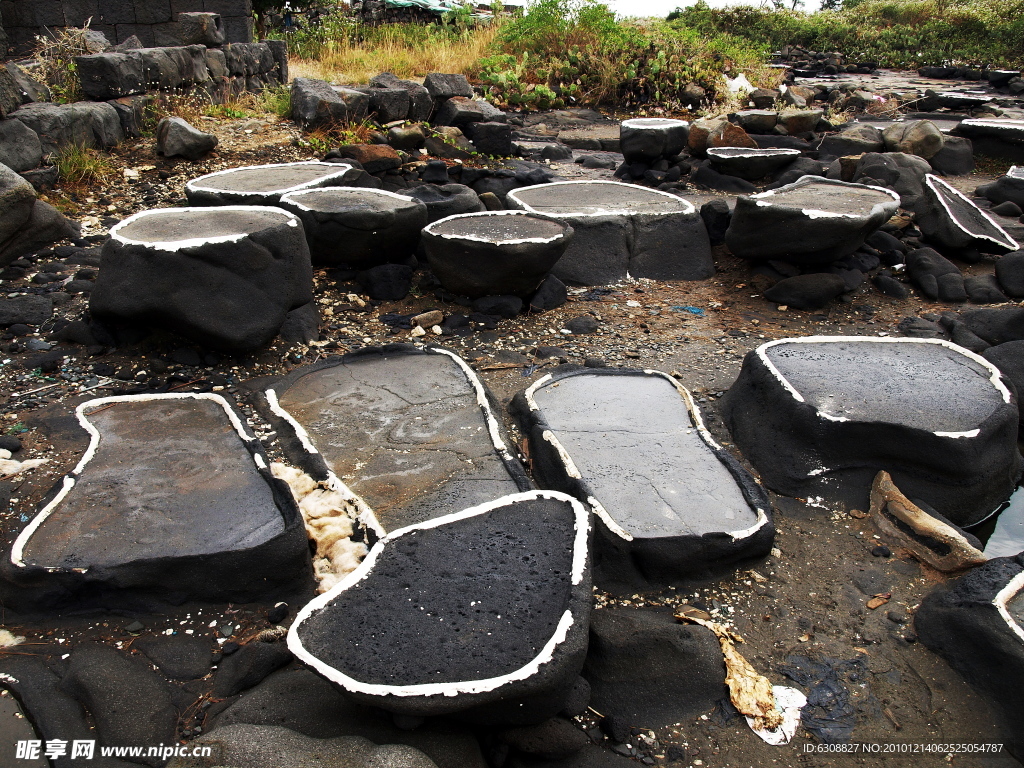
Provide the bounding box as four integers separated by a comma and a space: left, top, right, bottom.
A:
669, 0, 1024, 68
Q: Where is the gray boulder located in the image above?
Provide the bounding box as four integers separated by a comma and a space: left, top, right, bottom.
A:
0, 118, 43, 173
11, 101, 124, 159
977, 167, 1024, 209
368, 87, 410, 123
291, 78, 367, 128
0, 199, 80, 265
852, 151, 931, 210
370, 73, 432, 122
424, 72, 473, 100
433, 96, 505, 129
930, 136, 975, 176
882, 119, 944, 159
156, 116, 218, 161
178, 12, 225, 46
778, 108, 823, 135
818, 124, 884, 158
74, 52, 145, 100
5, 63, 51, 104
0, 163, 37, 246
0, 66, 21, 119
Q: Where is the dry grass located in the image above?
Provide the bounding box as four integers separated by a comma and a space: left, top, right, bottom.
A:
289, 24, 499, 84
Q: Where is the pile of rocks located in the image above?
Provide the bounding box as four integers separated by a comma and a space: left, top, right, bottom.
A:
773, 45, 877, 76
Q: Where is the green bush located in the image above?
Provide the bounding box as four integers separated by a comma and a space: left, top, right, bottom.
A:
479, 0, 777, 110
669, 0, 1024, 69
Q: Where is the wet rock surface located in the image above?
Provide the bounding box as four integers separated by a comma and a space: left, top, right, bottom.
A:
2, 394, 308, 608
723, 337, 1021, 527
288, 491, 591, 723
263, 346, 530, 534
512, 369, 773, 591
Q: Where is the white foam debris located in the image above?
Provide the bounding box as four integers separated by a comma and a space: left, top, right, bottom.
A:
272, 463, 368, 593
747, 685, 807, 745
0, 458, 46, 477
0, 629, 25, 648
727, 73, 754, 93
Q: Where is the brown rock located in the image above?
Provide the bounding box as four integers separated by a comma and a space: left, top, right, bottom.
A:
708, 122, 758, 151
334, 144, 402, 174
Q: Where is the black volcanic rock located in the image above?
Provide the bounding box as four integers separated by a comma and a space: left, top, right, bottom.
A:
288, 491, 591, 725
722, 337, 1021, 526
511, 369, 773, 593
916, 174, 1019, 258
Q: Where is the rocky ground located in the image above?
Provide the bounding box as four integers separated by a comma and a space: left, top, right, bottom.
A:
0, 79, 1022, 768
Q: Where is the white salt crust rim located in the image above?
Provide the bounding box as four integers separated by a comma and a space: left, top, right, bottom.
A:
749, 175, 901, 220
923, 174, 1019, 251
994, 570, 1024, 644
960, 118, 1024, 131
109, 205, 301, 252
423, 210, 572, 246
620, 118, 690, 129
184, 161, 356, 197
507, 180, 696, 218
265, 347, 521, 539
756, 336, 1012, 438
286, 489, 591, 698
1008, 166, 1023, 180
706, 147, 802, 159
522, 369, 769, 543
10, 393, 269, 572
937, 94, 994, 102
280, 186, 423, 213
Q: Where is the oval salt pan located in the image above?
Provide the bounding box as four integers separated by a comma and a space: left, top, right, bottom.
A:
288, 490, 591, 725
185, 161, 360, 206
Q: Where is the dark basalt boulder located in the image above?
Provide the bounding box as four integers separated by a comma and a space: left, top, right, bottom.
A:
905, 247, 967, 302
706, 146, 801, 180
279, 187, 428, 269
287, 490, 592, 725
721, 337, 1021, 527
916, 174, 1019, 258
983, 340, 1024, 424
185, 162, 359, 207
977, 166, 1024, 209
260, 345, 531, 536
725, 176, 899, 264
996, 250, 1024, 297
507, 180, 714, 285
400, 183, 485, 224
155, 116, 218, 161
583, 607, 728, 728
955, 119, 1024, 164
0, 394, 311, 611
619, 118, 689, 163
763, 273, 848, 309
929, 136, 975, 176
422, 211, 573, 299
817, 124, 884, 158
915, 555, 1024, 759
90, 206, 313, 351
511, 369, 773, 593
852, 151, 931, 210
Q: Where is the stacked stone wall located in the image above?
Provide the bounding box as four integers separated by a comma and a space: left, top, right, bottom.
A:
1, 0, 253, 56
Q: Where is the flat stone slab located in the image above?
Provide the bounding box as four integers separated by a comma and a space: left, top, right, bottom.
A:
707, 146, 801, 180
917, 174, 1018, 257
288, 490, 591, 724
422, 211, 574, 299
3, 394, 309, 608
91, 206, 313, 351
725, 176, 900, 264
936, 91, 994, 109
916, 555, 1024, 758
279, 187, 428, 269
262, 346, 531, 537
511, 369, 773, 592
506, 181, 713, 285
185, 162, 359, 206
722, 337, 1022, 527
956, 119, 1024, 163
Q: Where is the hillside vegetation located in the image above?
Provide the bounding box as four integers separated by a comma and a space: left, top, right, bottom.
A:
280, 0, 1022, 112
